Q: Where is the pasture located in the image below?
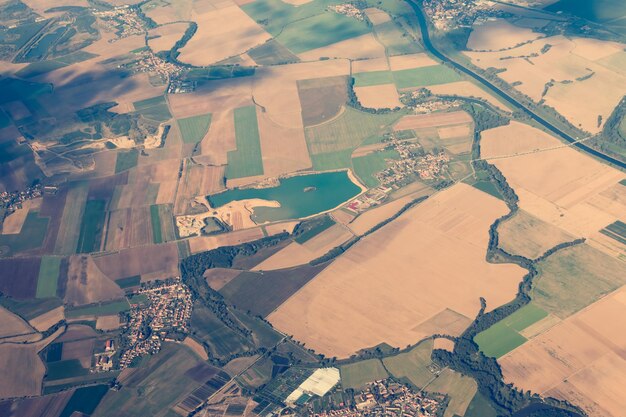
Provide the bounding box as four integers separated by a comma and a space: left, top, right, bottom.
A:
35, 256, 61, 299
474, 303, 548, 358
339, 359, 388, 389
177, 113, 212, 144
268, 184, 524, 357
226, 106, 264, 179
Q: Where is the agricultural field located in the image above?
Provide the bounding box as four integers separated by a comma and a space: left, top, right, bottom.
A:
226, 106, 264, 179
339, 359, 388, 390
177, 113, 212, 144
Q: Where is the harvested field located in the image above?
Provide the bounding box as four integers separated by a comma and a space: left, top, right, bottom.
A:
204, 268, 242, 291
219, 263, 328, 317
383, 340, 434, 388
433, 338, 455, 352
388, 53, 438, 71
269, 184, 525, 357
352, 57, 390, 73
340, 359, 388, 390
93, 243, 180, 281
364, 8, 391, 25
427, 81, 510, 111
147, 22, 190, 53
95, 315, 120, 331
394, 111, 472, 131
248, 40, 300, 66
297, 33, 385, 61
0, 344, 45, 398
188, 228, 265, 254
29, 306, 65, 332
253, 224, 353, 270
354, 84, 402, 109
183, 337, 209, 361
481, 122, 626, 252
64, 255, 124, 307
178, 4, 270, 66
464, 35, 626, 132
0, 305, 34, 339
298, 76, 348, 127
498, 210, 576, 259
467, 19, 542, 51
501, 285, 626, 417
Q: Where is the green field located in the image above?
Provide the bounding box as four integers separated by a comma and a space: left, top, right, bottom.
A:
294, 215, 335, 244
226, 106, 264, 179
374, 20, 422, 56
353, 71, 394, 87
0, 211, 49, 256
115, 275, 141, 289
150, 204, 163, 244
54, 183, 89, 255
340, 359, 389, 389
76, 199, 107, 253
133, 95, 172, 122
305, 107, 403, 155
190, 302, 253, 358
599, 220, 626, 245
65, 299, 130, 319
177, 113, 212, 144
59, 384, 109, 417
277, 12, 370, 53
310, 149, 354, 171
248, 40, 300, 65
464, 392, 497, 417
383, 340, 434, 389
36, 256, 62, 298
532, 244, 626, 318
353, 149, 400, 188
0, 297, 63, 321
474, 303, 548, 358
46, 359, 90, 381
115, 149, 139, 173
393, 65, 461, 89
149, 204, 175, 244
469, 180, 504, 201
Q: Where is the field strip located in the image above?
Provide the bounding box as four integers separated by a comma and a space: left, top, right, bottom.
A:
476, 135, 593, 163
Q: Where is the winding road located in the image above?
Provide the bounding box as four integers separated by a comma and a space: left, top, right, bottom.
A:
406, 0, 626, 170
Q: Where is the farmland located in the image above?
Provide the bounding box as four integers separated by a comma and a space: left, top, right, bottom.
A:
35, 256, 61, 299
177, 113, 212, 144
226, 106, 264, 179
339, 359, 388, 390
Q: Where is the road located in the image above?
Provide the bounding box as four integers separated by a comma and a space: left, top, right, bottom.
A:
406, 0, 626, 170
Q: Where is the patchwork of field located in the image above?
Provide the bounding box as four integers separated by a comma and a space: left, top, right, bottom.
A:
178, 2, 270, 66
465, 32, 626, 132
481, 121, 626, 258
268, 183, 525, 357
500, 285, 626, 417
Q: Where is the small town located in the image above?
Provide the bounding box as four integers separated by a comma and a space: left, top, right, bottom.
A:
310, 380, 444, 417
94, 5, 149, 40
117, 279, 193, 369
0, 183, 43, 219
423, 0, 505, 30
328, 3, 366, 21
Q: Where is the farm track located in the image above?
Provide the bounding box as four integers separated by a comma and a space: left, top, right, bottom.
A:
407, 0, 626, 170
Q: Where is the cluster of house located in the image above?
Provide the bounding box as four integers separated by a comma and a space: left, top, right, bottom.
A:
423, 0, 502, 30
94, 5, 147, 40
118, 279, 193, 369
328, 4, 365, 21
312, 380, 444, 417
94, 339, 116, 372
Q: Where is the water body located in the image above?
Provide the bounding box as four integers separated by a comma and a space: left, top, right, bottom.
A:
207, 171, 362, 223
545, 0, 625, 24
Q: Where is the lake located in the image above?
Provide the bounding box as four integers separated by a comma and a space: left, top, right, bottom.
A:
207, 171, 362, 223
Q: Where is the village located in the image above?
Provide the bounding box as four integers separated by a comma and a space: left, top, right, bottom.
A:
116, 279, 193, 369
93, 5, 148, 40
310, 380, 445, 417
422, 0, 505, 31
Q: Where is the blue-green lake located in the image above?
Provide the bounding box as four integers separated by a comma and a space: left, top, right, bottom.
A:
207, 171, 362, 223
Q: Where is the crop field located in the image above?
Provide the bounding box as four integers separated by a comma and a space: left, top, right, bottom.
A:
94, 243, 180, 281
0, 257, 41, 299
498, 210, 576, 259
58, 384, 109, 417
226, 106, 264, 179
340, 359, 388, 389
353, 149, 400, 188
532, 244, 626, 319
0, 344, 45, 398
500, 285, 626, 417
474, 303, 548, 358
600, 220, 626, 245
133, 95, 172, 122
393, 65, 461, 90
115, 149, 139, 174
219, 263, 327, 317
248, 40, 300, 66
427, 369, 477, 417
65, 299, 130, 319
297, 76, 348, 126
0, 297, 63, 322
353, 71, 394, 87
0, 211, 49, 256
76, 199, 106, 253
466, 19, 541, 51
269, 184, 524, 357
54, 183, 89, 256
35, 256, 62, 299
294, 215, 336, 244
0, 305, 33, 339
353, 84, 402, 109
383, 340, 434, 389
427, 81, 510, 111
190, 303, 253, 358
177, 113, 212, 144
93, 343, 207, 417
373, 20, 422, 55
305, 107, 402, 156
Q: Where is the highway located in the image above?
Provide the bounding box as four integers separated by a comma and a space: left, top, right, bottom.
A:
406, 0, 626, 170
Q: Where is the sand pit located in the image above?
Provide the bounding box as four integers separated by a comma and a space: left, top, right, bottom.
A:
388, 53, 438, 71
178, 4, 271, 66
467, 19, 542, 51
501, 286, 626, 417
298, 33, 386, 61
269, 183, 525, 357
354, 84, 402, 109
253, 224, 354, 270
480, 122, 626, 247
427, 81, 510, 111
